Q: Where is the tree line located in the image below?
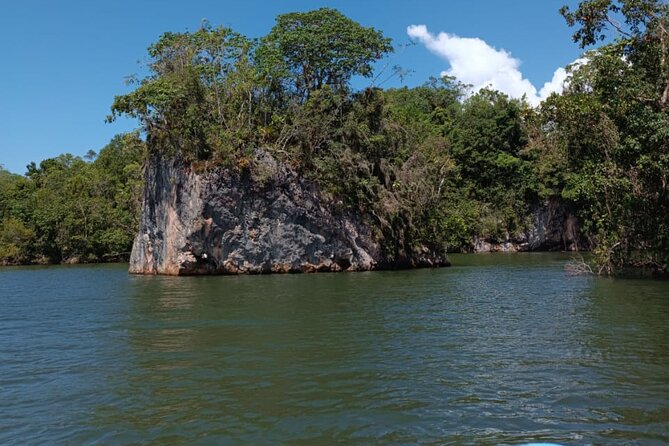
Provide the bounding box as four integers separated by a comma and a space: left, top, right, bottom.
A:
2, 2, 668, 274
0, 134, 144, 264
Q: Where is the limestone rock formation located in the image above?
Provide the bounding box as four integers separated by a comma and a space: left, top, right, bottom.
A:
129, 150, 449, 275
472, 200, 586, 253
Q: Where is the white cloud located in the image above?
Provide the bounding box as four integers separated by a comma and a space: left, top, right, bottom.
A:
407, 24, 579, 106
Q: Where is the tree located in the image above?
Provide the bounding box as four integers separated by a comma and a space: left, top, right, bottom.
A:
257, 8, 393, 99
108, 23, 256, 161
0, 133, 147, 264
0, 217, 35, 264
561, 0, 669, 107
89, 132, 145, 257
449, 90, 530, 196
0, 166, 17, 220
550, 0, 669, 273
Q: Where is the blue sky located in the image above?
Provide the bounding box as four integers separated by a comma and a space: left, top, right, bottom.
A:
0, 0, 582, 174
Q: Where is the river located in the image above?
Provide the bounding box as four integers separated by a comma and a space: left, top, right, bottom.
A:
1, 253, 668, 445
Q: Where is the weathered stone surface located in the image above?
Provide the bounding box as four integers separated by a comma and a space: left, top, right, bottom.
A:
129, 150, 449, 275
472, 200, 586, 253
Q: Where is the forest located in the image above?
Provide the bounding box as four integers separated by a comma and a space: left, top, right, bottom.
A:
1, 0, 668, 275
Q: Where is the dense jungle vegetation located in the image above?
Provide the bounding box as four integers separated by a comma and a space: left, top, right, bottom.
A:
1, 1, 668, 275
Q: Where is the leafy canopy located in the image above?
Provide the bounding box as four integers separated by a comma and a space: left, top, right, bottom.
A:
257, 8, 393, 97
550, 0, 669, 273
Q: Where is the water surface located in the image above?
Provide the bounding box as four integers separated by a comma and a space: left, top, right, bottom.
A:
1, 254, 668, 444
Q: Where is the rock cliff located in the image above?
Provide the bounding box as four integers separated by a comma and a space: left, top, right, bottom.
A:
129, 150, 449, 275
472, 200, 586, 253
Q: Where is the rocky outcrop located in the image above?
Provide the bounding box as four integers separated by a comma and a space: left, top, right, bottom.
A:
472, 200, 586, 253
129, 149, 449, 275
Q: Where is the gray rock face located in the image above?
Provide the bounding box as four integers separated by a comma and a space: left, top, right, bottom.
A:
472, 200, 585, 253
129, 150, 449, 275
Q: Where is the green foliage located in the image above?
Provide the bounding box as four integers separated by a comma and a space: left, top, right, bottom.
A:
109, 23, 259, 162
0, 133, 145, 264
257, 8, 393, 98
450, 90, 530, 192
560, 0, 666, 47
0, 218, 34, 264
549, 0, 669, 273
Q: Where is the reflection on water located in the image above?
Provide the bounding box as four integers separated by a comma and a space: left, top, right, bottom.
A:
0, 254, 668, 445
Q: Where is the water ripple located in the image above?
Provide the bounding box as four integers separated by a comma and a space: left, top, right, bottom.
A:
1, 255, 668, 444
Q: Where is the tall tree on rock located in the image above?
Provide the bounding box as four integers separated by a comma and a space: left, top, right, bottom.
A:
108, 24, 255, 160
257, 8, 393, 99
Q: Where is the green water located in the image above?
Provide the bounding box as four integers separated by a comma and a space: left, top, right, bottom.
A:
1, 253, 668, 445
